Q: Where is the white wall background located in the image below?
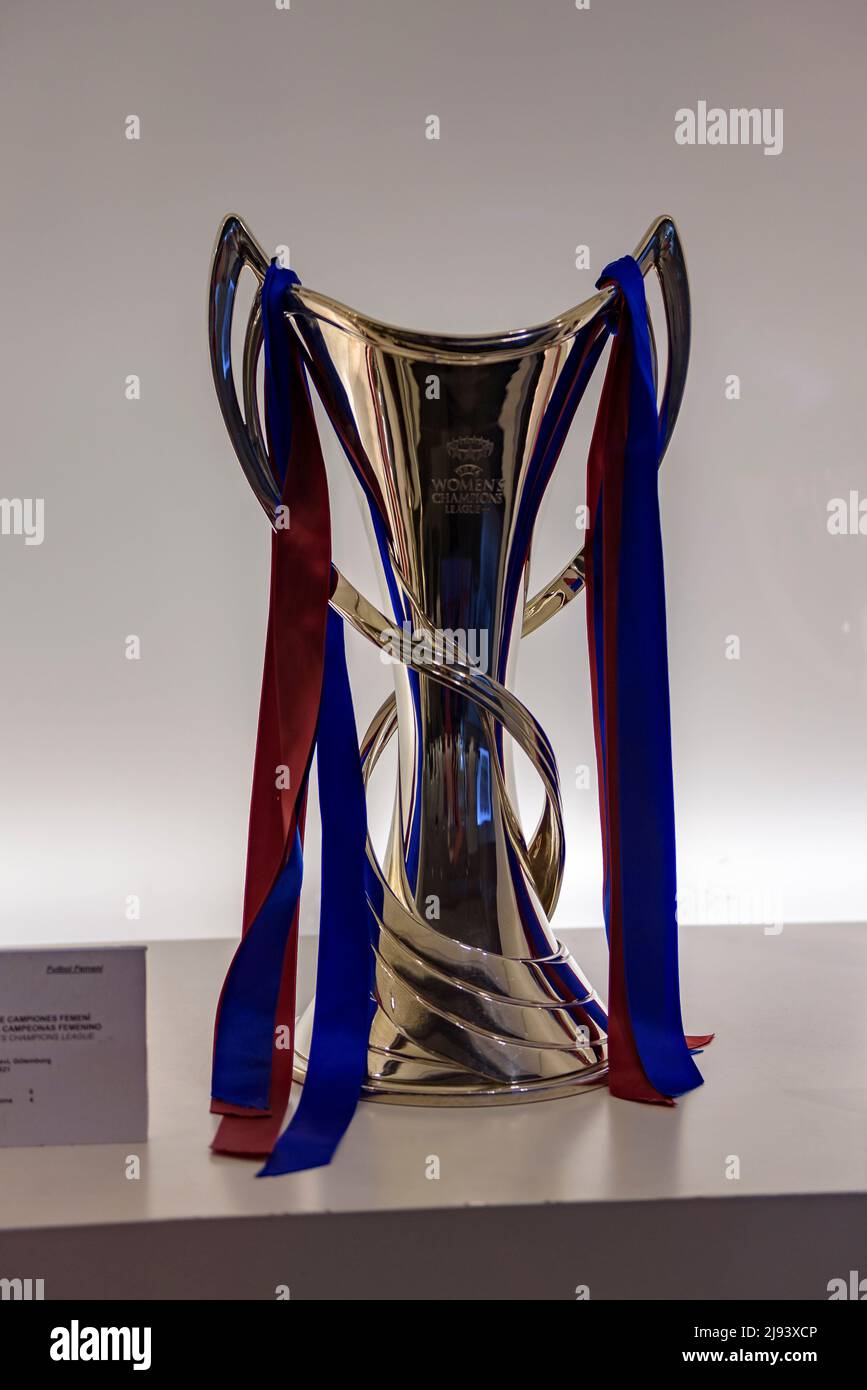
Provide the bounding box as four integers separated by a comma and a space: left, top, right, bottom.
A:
1, 0, 865, 945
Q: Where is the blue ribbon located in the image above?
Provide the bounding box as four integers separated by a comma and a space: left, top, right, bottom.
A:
595, 256, 702, 1097
211, 828, 304, 1109
261, 263, 300, 492
260, 606, 375, 1175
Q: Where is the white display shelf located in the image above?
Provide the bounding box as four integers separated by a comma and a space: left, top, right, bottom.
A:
0, 924, 864, 1299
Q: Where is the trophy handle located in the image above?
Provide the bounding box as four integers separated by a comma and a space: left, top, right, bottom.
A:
209, 215, 406, 679
521, 214, 690, 636
208, 213, 282, 521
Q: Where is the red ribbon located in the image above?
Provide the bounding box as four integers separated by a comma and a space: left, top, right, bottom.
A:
211, 336, 332, 1156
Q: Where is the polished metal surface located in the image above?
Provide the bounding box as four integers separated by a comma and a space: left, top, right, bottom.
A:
208, 212, 690, 1105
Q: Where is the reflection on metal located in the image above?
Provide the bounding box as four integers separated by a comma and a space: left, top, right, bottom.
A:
209, 213, 690, 1104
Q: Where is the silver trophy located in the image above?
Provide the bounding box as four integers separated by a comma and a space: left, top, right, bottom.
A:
209, 213, 689, 1105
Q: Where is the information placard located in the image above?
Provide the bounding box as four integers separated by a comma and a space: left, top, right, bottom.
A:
0, 946, 147, 1147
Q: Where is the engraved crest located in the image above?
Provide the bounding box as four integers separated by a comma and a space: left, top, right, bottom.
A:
445, 435, 494, 463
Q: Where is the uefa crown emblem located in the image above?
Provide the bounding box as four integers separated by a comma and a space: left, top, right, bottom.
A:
445, 435, 494, 463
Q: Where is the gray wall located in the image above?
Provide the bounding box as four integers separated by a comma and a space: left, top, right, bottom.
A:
2, 0, 865, 944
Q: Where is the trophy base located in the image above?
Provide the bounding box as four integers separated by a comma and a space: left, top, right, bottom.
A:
292, 1002, 609, 1108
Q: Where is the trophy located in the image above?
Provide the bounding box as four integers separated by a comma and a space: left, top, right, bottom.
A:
207, 214, 706, 1174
